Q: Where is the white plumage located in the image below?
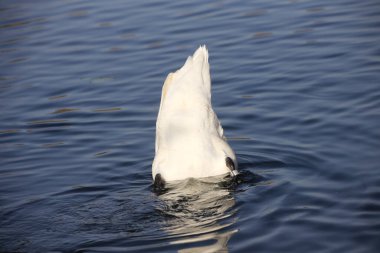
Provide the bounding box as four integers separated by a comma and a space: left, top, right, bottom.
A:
152, 46, 238, 182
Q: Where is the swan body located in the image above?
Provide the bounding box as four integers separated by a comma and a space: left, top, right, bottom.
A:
152, 46, 238, 183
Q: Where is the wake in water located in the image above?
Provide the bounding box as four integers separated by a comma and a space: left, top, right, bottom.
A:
153, 170, 265, 194
150, 170, 265, 252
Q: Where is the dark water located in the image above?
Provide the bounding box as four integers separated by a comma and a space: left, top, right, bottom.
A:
1, 0, 380, 252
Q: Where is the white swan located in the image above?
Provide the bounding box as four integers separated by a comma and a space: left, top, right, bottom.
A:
152, 46, 238, 185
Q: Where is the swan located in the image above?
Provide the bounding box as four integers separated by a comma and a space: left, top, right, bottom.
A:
152, 45, 238, 187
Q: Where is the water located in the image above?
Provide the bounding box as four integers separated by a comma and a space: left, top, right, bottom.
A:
1, 0, 379, 252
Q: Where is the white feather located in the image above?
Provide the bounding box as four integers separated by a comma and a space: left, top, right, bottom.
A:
152, 45, 237, 181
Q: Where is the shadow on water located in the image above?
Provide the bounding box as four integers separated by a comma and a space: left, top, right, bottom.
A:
61, 169, 267, 253
151, 171, 265, 252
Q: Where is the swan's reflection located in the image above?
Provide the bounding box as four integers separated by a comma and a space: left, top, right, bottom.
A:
156, 176, 238, 252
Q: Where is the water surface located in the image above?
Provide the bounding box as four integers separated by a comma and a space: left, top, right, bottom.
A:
1, 0, 380, 252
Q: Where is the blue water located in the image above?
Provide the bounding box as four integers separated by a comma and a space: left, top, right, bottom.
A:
1, 0, 380, 252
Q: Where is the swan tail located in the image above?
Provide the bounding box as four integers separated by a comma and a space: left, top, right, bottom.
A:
193, 45, 209, 63
171, 45, 211, 93
192, 45, 211, 93
157, 45, 212, 119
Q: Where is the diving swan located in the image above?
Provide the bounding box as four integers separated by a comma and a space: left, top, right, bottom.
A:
152, 46, 238, 187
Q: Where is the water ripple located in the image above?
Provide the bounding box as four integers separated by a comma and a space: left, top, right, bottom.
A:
1, 0, 380, 252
